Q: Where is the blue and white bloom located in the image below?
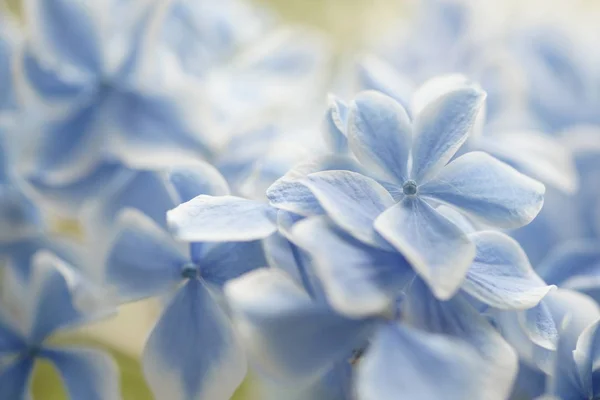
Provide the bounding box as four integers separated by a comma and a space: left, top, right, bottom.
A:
267, 87, 545, 298
105, 208, 265, 400
0, 251, 119, 400
225, 267, 517, 400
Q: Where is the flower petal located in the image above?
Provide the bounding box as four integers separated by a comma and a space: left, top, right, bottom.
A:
347, 91, 411, 183
374, 197, 474, 299
463, 231, 554, 310
323, 94, 349, 154
302, 170, 394, 247
356, 56, 414, 110
266, 155, 364, 217
410, 85, 486, 182
191, 241, 266, 286
27, 251, 113, 344
0, 317, 25, 354
167, 195, 277, 242
40, 347, 120, 400
0, 357, 34, 400
143, 279, 246, 400
404, 280, 518, 400
24, 0, 103, 73
357, 323, 500, 400
292, 216, 413, 318
106, 209, 186, 301
421, 151, 545, 229
537, 241, 600, 302
166, 162, 230, 203
224, 269, 376, 384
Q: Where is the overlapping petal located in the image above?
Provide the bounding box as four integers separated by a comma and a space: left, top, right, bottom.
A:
302, 170, 394, 247
106, 209, 186, 301
225, 269, 376, 384
420, 151, 545, 229
0, 357, 34, 400
347, 91, 411, 183
374, 197, 474, 299
292, 216, 413, 318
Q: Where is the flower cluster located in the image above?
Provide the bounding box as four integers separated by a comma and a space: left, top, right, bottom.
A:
1, 0, 600, 400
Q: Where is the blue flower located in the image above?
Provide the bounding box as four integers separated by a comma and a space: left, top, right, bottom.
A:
267, 87, 545, 298
225, 268, 517, 400
20, 0, 214, 213
0, 12, 20, 115
105, 207, 264, 400
0, 251, 119, 400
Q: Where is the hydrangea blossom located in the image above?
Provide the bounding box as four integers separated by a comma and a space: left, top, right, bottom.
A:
0, 251, 119, 400
265, 87, 545, 298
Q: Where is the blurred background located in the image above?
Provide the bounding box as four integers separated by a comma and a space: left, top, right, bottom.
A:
2, 0, 600, 399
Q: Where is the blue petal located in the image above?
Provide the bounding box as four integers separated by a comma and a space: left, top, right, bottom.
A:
537, 241, 600, 302
421, 151, 546, 229
27, 251, 114, 344
0, 184, 43, 243
106, 209, 186, 301
191, 240, 266, 286
143, 279, 246, 400
167, 195, 277, 242
0, 317, 25, 354
404, 279, 518, 399
266, 155, 364, 217
292, 216, 413, 318
40, 347, 120, 400
86, 169, 179, 231
347, 91, 411, 183
302, 170, 394, 247
478, 130, 578, 194
323, 94, 349, 154
357, 323, 504, 400
24, 0, 103, 73
166, 162, 230, 204
374, 197, 475, 299
570, 320, 600, 397
463, 231, 554, 309
224, 269, 376, 384
410, 85, 486, 182
0, 357, 34, 400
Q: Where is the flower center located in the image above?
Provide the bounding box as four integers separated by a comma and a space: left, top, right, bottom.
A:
181, 262, 200, 280
402, 180, 418, 196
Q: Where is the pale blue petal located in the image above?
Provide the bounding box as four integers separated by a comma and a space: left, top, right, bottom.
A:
106, 210, 186, 301
27, 251, 110, 343
143, 279, 246, 400
167, 195, 277, 242
410, 85, 486, 182
191, 240, 266, 286
357, 323, 499, 400
356, 56, 414, 110
302, 170, 394, 247
0, 317, 25, 354
537, 241, 600, 302
40, 347, 120, 400
292, 216, 413, 318
374, 197, 474, 299
24, 0, 103, 73
86, 169, 178, 231
404, 279, 518, 400
0, 184, 42, 243
323, 94, 349, 154
478, 130, 578, 194
570, 320, 600, 396
421, 151, 545, 229
347, 91, 411, 183
266, 155, 364, 217
0, 357, 34, 400
463, 231, 554, 309
166, 162, 230, 204
224, 269, 376, 384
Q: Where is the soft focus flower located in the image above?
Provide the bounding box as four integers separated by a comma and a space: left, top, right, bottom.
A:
267, 86, 545, 298
0, 251, 119, 400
